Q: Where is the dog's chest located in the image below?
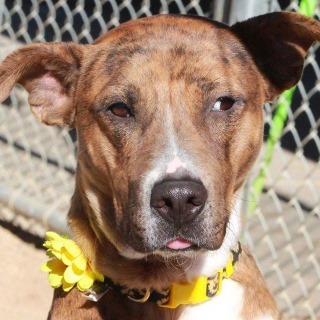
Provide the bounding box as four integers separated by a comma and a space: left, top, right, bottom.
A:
178, 279, 244, 320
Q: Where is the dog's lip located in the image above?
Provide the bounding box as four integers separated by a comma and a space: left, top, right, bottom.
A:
165, 238, 193, 250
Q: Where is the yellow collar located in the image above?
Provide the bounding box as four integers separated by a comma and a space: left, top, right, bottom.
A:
160, 250, 237, 309
42, 232, 241, 308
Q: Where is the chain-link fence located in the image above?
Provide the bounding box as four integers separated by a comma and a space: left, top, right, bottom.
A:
0, 0, 319, 318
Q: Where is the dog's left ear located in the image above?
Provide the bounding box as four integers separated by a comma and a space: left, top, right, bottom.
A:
231, 12, 320, 101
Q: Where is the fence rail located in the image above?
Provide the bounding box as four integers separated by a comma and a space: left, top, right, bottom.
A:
0, 0, 319, 318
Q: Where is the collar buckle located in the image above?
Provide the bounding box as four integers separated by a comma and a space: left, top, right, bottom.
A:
82, 287, 110, 302
127, 289, 151, 303
159, 276, 210, 309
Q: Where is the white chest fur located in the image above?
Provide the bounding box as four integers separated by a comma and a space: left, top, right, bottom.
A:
179, 279, 244, 320
178, 279, 276, 320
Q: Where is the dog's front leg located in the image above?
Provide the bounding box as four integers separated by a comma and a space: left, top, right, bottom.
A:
48, 288, 103, 320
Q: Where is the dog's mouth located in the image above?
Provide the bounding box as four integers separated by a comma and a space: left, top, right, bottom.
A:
163, 238, 200, 252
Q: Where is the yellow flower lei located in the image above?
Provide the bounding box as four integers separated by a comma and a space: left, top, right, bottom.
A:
41, 231, 104, 292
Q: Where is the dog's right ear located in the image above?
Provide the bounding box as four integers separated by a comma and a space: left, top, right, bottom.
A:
0, 42, 85, 127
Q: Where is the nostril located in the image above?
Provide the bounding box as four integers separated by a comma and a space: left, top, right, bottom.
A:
187, 196, 203, 206
164, 198, 173, 208
152, 198, 172, 209
152, 199, 166, 208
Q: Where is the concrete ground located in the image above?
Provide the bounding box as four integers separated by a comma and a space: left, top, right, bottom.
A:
0, 221, 52, 320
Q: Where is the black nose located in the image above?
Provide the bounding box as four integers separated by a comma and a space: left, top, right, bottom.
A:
150, 180, 207, 228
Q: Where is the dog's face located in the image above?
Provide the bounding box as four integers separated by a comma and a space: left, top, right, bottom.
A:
75, 16, 265, 255
0, 13, 319, 260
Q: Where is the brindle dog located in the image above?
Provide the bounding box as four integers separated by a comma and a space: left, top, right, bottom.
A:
1, 12, 319, 320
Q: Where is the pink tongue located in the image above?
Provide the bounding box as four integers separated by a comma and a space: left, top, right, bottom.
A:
166, 238, 193, 250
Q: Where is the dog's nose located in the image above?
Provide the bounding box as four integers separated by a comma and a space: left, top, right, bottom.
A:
150, 180, 207, 228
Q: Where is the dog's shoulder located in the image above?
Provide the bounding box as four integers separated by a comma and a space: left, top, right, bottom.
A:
230, 245, 280, 319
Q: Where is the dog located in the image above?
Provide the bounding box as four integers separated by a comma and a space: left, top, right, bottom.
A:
1, 11, 319, 320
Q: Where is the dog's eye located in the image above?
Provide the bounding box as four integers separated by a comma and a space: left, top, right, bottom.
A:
212, 97, 235, 111
108, 103, 133, 118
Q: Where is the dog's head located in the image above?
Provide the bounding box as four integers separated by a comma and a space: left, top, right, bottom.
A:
1, 13, 319, 261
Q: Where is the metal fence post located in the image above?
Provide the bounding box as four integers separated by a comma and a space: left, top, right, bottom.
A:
212, 0, 281, 24
0, 0, 4, 31
228, 0, 270, 23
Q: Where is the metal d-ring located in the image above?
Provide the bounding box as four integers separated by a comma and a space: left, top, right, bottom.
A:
127, 289, 151, 303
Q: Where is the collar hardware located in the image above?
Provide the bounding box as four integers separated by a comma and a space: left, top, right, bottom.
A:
159, 276, 210, 309
127, 288, 151, 303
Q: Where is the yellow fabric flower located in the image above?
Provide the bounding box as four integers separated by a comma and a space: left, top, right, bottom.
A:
41, 231, 104, 292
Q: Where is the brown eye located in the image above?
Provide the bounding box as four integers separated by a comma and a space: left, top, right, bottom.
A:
212, 97, 235, 111
109, 103, 133, 118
